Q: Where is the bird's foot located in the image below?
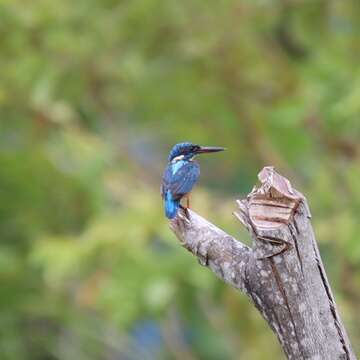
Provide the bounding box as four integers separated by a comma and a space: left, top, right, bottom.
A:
179, 205, 191, 224
178, 212, 191, 224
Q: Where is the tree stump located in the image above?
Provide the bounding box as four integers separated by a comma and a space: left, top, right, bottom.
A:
170, 167, 356, 360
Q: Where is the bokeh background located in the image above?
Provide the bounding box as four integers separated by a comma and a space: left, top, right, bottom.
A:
1, 0, 360, 359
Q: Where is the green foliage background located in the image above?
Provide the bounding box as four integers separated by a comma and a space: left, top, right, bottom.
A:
0, 0, 359, 358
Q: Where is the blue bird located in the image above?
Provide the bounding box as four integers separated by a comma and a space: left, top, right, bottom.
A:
161, 142, 225, 219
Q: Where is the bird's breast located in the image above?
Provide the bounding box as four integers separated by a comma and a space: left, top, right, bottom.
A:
171, 160, 186, 175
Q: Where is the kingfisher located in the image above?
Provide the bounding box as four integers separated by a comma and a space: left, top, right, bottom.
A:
161, 142, 225, 220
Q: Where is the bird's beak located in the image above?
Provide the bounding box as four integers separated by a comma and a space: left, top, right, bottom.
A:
196, 146, 226, 154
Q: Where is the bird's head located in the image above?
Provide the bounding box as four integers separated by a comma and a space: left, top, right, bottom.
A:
168, 142, 225, 162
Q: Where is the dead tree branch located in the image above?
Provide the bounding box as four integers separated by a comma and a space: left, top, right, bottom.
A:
170, 167, 356, 360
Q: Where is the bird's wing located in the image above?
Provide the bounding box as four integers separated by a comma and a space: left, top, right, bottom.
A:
162, 161, 200, 200
161, 165, 171, 198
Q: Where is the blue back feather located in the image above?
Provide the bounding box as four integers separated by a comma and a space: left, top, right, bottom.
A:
164, 190, 180, 219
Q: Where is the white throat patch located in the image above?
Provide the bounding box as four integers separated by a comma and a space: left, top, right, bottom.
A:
171, 155, 184, 163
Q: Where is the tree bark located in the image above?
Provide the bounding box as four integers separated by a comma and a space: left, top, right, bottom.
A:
170, 167, 356, 360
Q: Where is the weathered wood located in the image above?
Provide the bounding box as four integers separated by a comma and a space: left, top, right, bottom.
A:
170, 167, 356, 360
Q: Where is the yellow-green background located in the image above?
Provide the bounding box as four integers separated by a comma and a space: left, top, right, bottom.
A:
0, 0, 359, 359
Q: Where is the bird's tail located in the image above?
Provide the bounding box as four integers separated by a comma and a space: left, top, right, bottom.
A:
164, 191, 180, 219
